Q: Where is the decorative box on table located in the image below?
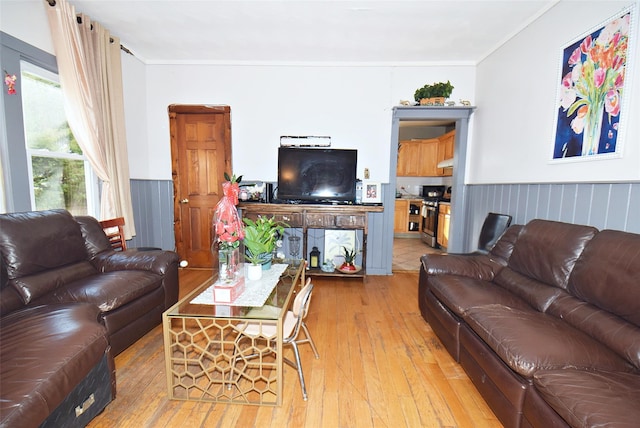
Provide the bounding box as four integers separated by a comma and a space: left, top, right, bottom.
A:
213, 276, 245, 303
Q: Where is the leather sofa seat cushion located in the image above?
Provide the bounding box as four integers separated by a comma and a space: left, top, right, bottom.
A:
32, 271, 163, 312
428, 275, 532, 318
463, 304, 634, 378
533, 369, 640, 428
0, 304, 109, 428
507, 220, 597, 290
567, 229, 640, 326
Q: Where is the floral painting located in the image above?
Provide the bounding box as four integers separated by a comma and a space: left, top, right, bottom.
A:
552, 8, 634, 160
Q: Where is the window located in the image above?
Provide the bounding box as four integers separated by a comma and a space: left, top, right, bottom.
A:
20, 61, 98, 216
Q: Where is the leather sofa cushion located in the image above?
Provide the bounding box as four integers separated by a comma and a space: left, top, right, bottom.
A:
10, 261, 97, 304
428, 275, 532, 318
0, 210, 88, 279
494, 267, 563, 312
533, 369, 640, 428
75, 215, 113, 257
31, 270, 163, 313
422, 254, 505, 281
547, 293, 640, 370
93, 249, 179, 276
488, 224, 523, 261
0, 304, 109, 428
568, 229, 640, 327
507, 220, 597, 290
463, 304, 634, 378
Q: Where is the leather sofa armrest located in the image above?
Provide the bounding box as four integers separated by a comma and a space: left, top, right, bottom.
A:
92, 250, 179, 276
421, 253, 506, 281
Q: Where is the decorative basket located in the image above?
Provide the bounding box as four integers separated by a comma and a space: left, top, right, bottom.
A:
420, 97, 446, 106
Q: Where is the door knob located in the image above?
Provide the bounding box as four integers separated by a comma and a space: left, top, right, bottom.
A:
179, 198, 189, 204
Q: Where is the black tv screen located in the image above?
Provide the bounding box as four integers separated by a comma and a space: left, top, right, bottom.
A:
277, 147, 357, 203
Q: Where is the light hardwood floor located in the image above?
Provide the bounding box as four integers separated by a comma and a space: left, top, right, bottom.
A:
88, 268, 501, 428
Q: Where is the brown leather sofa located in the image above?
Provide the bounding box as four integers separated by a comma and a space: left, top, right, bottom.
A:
0, 209, 180, 428
419, 219, 640, 428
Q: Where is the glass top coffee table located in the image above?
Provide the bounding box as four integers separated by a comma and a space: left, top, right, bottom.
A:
162, 260, 305, 406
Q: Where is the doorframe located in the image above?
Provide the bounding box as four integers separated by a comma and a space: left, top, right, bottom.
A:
168, 104, 233, 265
386, 106, 476, 267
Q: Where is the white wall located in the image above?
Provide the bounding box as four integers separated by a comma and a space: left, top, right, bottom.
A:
120, 54, 148, 177
0, 1, 473, 183
0, 1, 53, 55
141, 64, 475, 181
471, 1, 640, 184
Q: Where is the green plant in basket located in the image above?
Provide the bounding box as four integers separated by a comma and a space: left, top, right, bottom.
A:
414, 80, 454, 102
242, 216, 287, 265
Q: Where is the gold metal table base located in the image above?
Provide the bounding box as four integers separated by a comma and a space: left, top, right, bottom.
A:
166, 317, 280, 405
163, 262, 304, 406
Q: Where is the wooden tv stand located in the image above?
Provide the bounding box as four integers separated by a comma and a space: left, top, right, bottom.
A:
239, 203, 384, 278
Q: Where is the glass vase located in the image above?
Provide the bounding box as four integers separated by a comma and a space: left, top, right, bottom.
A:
218, 246, 240, 284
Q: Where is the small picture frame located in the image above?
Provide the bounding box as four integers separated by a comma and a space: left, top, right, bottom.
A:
361, 181, 382, 204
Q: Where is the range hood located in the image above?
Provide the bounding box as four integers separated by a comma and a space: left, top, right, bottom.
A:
437, 158, 454, 168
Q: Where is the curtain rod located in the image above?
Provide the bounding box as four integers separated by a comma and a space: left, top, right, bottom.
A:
46, 0, 133, 56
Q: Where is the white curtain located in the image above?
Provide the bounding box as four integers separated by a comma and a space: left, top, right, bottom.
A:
45, 0, 136, 239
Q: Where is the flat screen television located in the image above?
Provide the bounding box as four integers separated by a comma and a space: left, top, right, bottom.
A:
277, 147, 357, 204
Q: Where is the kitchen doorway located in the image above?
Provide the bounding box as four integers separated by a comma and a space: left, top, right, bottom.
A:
392, 237, 442, 272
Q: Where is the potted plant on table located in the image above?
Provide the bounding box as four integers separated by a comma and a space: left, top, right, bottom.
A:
414, 80, 454, 105
338, 246, 360, 273
242, 216, 287, 280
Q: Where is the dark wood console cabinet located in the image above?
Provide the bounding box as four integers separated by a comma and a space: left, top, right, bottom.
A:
239, 203, 384, 278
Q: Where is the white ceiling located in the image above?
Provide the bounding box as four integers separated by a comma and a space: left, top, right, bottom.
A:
61, 0, 559, 64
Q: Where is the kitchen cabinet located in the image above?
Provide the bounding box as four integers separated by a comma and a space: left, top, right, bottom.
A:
394, 199, 422, 234
397, 141, 422, 176
397, 139, 439, 177
437, 202, 451, 249
394, 200, 409, 233
437, 130, 455, 177
397, 130, 455, 177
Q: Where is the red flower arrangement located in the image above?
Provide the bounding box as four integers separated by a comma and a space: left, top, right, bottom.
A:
213, 173, 245, 250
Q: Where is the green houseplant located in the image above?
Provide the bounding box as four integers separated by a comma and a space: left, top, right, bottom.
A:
414, 80, 454, 105
242, 216, 287, 269
338, 246, 360, 272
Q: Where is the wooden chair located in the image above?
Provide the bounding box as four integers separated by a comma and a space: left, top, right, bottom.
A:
99, 217, 127, 251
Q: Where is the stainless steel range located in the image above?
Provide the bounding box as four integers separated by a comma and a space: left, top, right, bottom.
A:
420, 185, 448, 247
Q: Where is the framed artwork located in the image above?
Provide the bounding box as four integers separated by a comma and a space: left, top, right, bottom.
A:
551, 6, 635, 161
324, 230, 356, 265
361, 181, 382, 204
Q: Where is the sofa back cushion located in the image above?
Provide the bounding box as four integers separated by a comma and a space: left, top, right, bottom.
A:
0, 210, 89, 303
494, 267, 563, 312
74, 215, 113, 258
489, 224, 523, 262
507, 220, 597, 290
567, 229, 640, 327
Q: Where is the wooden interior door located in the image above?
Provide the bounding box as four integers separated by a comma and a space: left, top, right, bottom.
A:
169, 105, 232, 268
